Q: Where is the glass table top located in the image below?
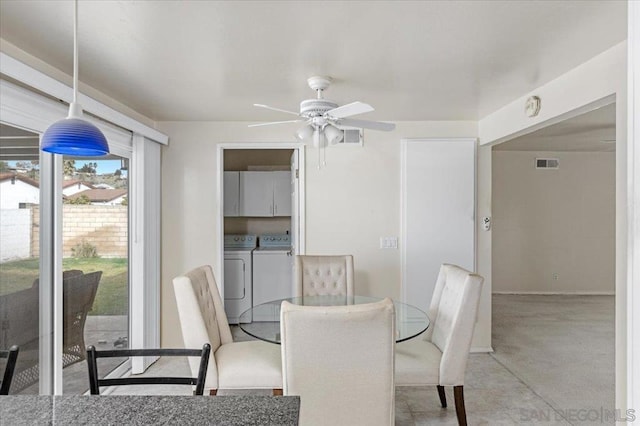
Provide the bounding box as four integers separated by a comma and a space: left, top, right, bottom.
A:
238, 295, 430, 344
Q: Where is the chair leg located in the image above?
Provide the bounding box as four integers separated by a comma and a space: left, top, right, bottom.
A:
437, 385, 447, 407
209, 389, 217, 396
453, 386, 467, 426
273, 388, 283, 396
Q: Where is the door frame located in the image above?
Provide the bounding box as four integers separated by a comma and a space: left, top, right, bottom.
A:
215, 143, 306, 299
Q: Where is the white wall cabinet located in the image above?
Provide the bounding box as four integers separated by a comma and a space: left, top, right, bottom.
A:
272, 171, 292, 217
237, 171, 291, 217
223, 171, 240, 217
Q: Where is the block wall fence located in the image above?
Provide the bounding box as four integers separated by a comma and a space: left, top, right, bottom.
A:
26, 205, 128, 259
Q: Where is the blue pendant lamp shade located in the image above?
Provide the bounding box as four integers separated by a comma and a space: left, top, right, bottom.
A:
42, 104, 109, 156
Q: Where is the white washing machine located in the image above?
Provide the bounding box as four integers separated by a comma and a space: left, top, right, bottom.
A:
252, 234, 293, 321
223, 234, 256, 324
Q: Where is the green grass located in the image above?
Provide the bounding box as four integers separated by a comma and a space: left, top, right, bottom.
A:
0, 257, 128, 315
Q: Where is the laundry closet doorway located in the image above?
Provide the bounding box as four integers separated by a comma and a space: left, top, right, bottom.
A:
216, 144, 305, 307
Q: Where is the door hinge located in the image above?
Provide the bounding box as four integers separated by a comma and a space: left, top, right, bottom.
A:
295, 169, 299, 179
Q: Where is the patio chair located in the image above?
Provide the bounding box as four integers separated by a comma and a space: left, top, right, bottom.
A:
0, 270, 102, 393
63, 271, 102, 366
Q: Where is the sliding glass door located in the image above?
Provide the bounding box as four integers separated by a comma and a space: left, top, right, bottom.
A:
0, 124, 42, 394
0, 127, 131, 394
61, 155, 130, 394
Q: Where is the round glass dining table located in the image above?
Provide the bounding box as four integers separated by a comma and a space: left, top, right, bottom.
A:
238, 295, 430, 344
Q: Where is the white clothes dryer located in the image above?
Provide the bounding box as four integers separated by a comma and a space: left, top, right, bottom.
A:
223, 235, 256, 324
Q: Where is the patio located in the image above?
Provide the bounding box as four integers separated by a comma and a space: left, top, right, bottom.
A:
17, 315, 128, 395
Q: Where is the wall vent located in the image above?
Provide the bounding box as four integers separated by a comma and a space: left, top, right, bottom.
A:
535, 158, 559, 170
341, 129, 363, 145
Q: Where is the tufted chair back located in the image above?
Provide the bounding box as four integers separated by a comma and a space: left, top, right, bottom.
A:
422, 264, 484, 385
294, 255, 355, 297
281, 298, 395, 425
173, 265, 233, 391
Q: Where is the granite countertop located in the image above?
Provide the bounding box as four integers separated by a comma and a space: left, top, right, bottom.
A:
0, 395, 300, 426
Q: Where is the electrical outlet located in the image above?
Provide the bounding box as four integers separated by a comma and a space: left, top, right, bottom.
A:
552, 273, 559, 280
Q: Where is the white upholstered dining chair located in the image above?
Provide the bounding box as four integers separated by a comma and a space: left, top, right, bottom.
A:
294, 255, 355, 297
173, 265, 282, 395
395, 264, 484, 426
280, 298, 395, 426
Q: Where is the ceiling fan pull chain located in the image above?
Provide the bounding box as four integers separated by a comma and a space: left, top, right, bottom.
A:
322, 138, 327, 167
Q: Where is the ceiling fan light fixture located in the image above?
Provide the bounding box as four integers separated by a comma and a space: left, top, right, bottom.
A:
295, 125, 314, 141
324, 124, 344, 145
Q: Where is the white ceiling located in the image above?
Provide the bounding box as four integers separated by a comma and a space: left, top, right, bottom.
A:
0, 1, 627, 123
494, 103, 616, 152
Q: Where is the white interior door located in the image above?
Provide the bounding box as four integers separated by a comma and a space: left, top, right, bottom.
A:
401, 138, 476, 312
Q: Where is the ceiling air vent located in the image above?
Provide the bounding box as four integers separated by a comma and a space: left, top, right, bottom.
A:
535, 158, 559, 170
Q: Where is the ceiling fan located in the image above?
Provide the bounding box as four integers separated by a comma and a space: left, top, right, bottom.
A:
249, 76, 396, 149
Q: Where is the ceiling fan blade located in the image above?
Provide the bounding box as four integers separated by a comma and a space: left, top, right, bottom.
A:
337, 118, 396, 132
253, 104, 300, 116
326, 101, 374, 119
248, 119, 303, 128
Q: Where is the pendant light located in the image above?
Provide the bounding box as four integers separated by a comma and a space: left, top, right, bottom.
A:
41, 0, 109, 156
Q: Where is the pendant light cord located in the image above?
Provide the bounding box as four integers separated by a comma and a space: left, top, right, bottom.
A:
73, 0, 78, 104
41, 0, 110, 156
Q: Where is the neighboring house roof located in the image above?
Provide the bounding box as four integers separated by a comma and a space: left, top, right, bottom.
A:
93, 183, 114, 189
62, 179, 95, 189
69, 188, 127, 203
0, 172, 39, 188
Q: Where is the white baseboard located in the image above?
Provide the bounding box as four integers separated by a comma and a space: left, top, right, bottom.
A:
493, 291, 615, 296
470, 346, 494, 353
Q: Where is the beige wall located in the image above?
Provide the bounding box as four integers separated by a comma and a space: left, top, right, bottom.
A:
158, 120, 493, 349
478, 41, 627, 408
492, 151, 615, 293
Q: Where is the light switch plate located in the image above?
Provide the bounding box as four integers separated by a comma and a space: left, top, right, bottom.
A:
380, 237, 398, 249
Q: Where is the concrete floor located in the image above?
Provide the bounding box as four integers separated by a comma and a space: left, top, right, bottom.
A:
491, 295, 615, 426
110, 295, 616, 425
